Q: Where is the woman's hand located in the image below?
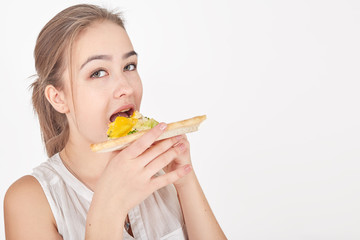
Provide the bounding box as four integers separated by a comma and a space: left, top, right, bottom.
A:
86, 123, 192, 239
162, 134, 193, 187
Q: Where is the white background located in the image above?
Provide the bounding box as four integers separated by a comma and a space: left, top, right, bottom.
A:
1, 0, 360, 239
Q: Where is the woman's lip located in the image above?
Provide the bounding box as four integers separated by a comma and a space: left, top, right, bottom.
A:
109, 103, 136, 121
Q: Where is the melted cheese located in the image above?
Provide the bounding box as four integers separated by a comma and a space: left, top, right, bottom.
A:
107, 116, 138, 138
107, 111, 158, 139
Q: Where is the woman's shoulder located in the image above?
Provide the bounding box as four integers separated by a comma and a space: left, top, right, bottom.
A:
4, 175, 54, 221
5, 175, 45, 204
4, 175, 61, 238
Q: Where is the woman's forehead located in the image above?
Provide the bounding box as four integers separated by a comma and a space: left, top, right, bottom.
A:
72, 21, 134, 67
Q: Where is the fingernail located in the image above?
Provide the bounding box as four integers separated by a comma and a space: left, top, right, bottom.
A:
175, 135, 183, 140
177, 143, 186, 152
184, 165, 192, 173
159, 122, 167, 131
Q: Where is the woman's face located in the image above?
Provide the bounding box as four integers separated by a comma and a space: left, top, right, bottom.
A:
63, 20, 143, 144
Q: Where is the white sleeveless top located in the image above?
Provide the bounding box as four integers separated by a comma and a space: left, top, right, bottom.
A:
32, 153, 188, 240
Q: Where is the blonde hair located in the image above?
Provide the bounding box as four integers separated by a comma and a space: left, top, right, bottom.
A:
31, 4, 125, 157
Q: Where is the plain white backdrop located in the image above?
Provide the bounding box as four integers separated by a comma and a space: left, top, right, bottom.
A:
1, 0, 360, 239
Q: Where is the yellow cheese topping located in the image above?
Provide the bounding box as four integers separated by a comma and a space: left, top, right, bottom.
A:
107, 115, 138, 138
106, 111, 159, 139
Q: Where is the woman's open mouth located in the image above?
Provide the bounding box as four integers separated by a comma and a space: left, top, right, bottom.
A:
109, 107, 134, 122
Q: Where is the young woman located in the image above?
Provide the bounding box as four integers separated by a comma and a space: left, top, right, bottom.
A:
4, 4, 226, 240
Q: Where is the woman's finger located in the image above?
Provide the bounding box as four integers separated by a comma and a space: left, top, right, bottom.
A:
150, 164, 192, 191
145, 142, 186, 176
138, 135, 184, 166
120, 122, 167, 159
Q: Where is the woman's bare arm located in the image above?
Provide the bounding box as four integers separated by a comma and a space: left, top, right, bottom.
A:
175, 171, 227, 240
4, 175, 62, 240
163, 135, 227, 240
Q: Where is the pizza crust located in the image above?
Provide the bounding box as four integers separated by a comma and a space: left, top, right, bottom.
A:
90, 115, 207, 153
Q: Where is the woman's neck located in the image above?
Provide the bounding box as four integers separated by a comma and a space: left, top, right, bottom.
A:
59, 134, 115, 191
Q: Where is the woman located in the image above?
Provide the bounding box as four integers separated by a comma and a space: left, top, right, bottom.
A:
4, 4, 226, 240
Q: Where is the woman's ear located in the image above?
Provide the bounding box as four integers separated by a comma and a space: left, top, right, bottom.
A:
44, 85, 69, 114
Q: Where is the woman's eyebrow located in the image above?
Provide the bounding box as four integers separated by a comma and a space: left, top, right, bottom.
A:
122, 50, 138, 60
80, 51, 137, 70
80, 55, 112, 70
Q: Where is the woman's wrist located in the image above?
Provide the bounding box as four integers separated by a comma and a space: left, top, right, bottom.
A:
174, 170, 198, 192
85, 193, 127, 239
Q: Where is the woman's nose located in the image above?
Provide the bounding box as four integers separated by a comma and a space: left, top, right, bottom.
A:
113, 74, 134, 99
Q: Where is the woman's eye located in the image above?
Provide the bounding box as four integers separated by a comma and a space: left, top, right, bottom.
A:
124, 63, 136, 71
90, 70, 107, 78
